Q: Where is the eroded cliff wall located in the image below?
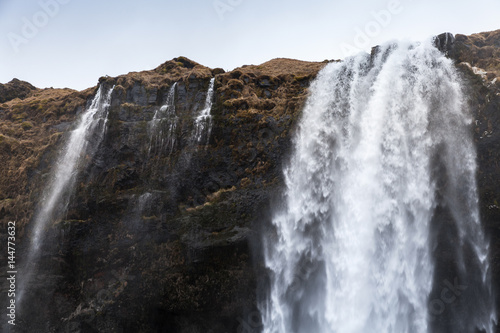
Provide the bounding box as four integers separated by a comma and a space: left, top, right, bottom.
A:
0, 30, 498, 332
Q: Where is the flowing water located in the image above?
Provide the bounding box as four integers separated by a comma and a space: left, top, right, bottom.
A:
17, 84, 114, 306
149, 82, 178, 156
261, 40, 495, 333
192, 77, 215, 145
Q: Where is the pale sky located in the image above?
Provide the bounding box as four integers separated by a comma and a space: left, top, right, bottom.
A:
1, 0, 499, 91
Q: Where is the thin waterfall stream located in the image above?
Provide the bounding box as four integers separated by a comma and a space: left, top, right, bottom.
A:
193, 77, 215, 145
148, 82, 178, 157
17, 84, 114, 308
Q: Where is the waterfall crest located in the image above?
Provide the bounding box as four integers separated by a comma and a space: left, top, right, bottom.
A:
261, 40, 495, 333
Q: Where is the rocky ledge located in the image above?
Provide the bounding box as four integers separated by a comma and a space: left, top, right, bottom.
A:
0, 30, 499, 332
0, 56, 325, 332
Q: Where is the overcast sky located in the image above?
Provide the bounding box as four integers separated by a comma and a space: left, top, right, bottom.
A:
1, 0, 499, 91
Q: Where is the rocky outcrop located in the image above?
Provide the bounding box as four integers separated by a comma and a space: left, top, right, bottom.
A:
0, 79, 38, 104
0, 29, 499, 332
445, 30, 500, 325
0, 57, 325, 332
443, 29, 500, 89
0, 87, 92, 227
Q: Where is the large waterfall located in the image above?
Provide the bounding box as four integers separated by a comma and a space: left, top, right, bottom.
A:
261, 40, 496, 332
17, 84, 114, 307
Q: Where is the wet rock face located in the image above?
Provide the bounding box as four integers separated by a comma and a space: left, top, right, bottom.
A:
475, 88, 500, 329
2, 58, 324, 332
434, 32, 455, 53
2, 28, 499, 332
446, 30, 500, 328
449, 29, 500, 90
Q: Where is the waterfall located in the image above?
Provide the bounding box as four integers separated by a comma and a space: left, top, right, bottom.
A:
148, 82, 177, 156
17, 84, 114, 306
261, 40, 495, 333
192, 77, 215, 145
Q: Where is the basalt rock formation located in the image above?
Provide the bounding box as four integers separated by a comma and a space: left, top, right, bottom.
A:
0, 30, 499, 332
450, 30, 500, 326
0, 56, 325, 332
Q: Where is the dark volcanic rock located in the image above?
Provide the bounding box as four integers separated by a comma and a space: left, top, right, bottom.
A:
444, 29, 500, 332
0, 57, 324, 332
434, 32, 455, 53
0, 78, 38, 103
1, 28, 499, 331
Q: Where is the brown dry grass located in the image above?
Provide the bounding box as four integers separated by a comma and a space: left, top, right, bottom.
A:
234, 58, 328, 77
0, 57, 215, 233
455, 29, 500, 89
0, 79, 38, 103
217, 58, 326, 119
0, 87, 93, 232
105, 57, 213, 89
213, 58, 326, 183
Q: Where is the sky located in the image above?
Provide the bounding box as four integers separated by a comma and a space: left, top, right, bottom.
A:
1, 0, 499, 91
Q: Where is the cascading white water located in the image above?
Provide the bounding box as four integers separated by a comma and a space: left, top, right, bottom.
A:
261, 40, 495, 333
17, 84, 114, 305
192, 77, 215, 145
149, 82, 177, 155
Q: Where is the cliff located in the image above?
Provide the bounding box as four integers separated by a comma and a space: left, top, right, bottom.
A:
0, 56, 325, 331
436, 29, 500, 295
0, 29, 499, 332
450, 30, 500, 325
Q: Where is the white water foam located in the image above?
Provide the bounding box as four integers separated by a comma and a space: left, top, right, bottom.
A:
17, 84, 114, 305
192, 77, 215, 145
149, 82, 178, 156
261, 40, 495, 333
